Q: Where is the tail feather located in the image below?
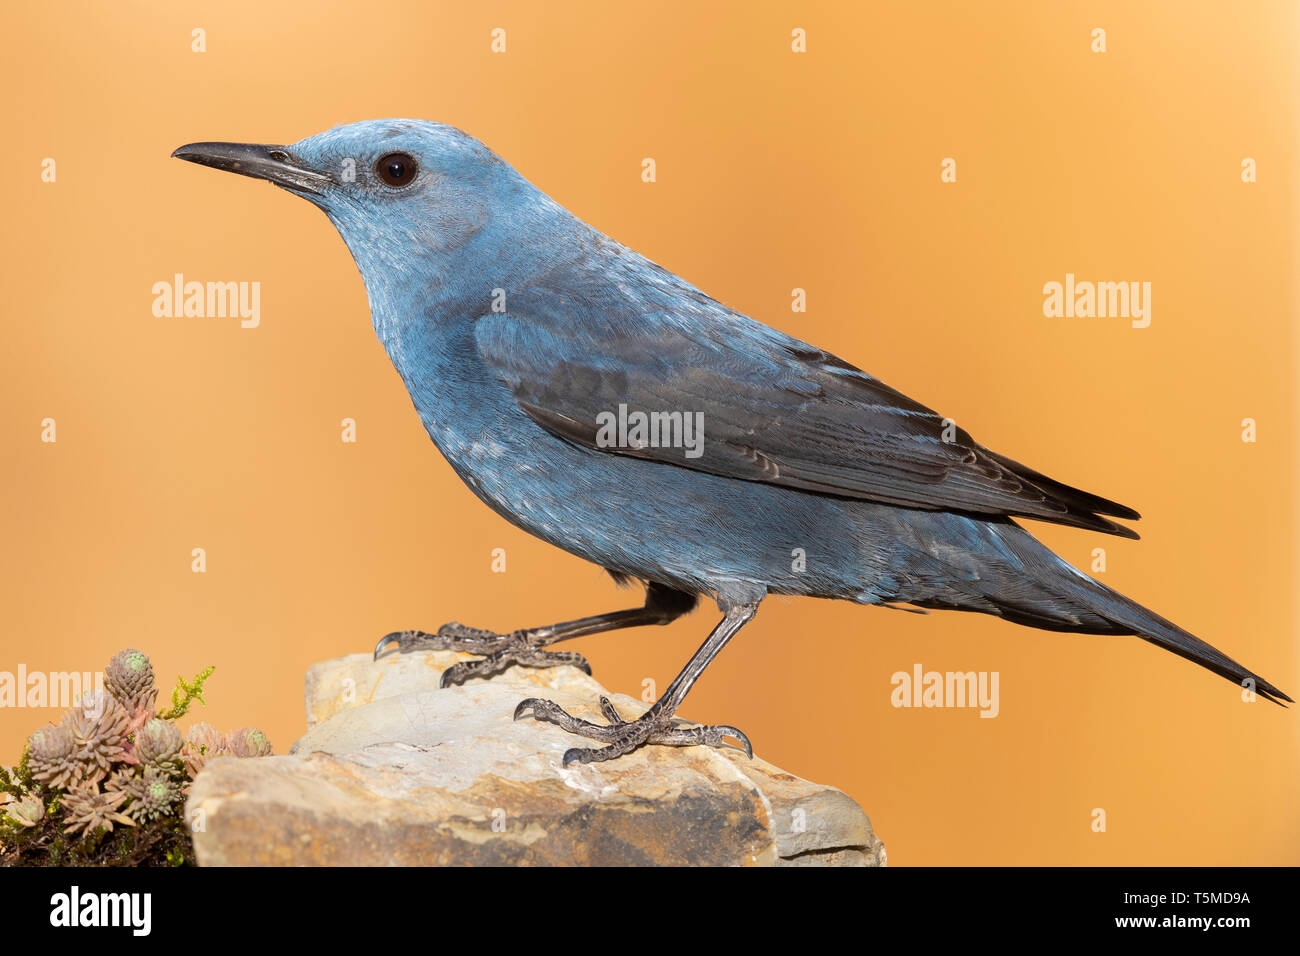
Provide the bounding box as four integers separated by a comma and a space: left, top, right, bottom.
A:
903, 518, 1291, 705
1086, 586, 1292, 705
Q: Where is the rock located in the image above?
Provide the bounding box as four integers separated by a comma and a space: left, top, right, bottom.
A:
187, 650, 885, 866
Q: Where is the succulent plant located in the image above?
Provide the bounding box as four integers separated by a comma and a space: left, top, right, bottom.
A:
103, 768, 135, 797
60, 782, 134, 836
1, 649, 253, 851
126, 767, 182, 823
135, 718, 183, 772
3, 795, 44, 828
222, 727, 273, 758
181, 722, 221, 777
27, 724, 80, 789
104, 648, 158, 714
63, 690, 135, 782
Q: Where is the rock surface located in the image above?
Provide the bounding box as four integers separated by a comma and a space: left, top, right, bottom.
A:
187, 650, 885, 866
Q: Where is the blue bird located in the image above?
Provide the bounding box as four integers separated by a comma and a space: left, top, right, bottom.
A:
174, 120, 1289, 765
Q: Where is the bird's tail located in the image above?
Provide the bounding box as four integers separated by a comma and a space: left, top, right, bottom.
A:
905, 519, 1292, 705
1064, 576, 1290, 705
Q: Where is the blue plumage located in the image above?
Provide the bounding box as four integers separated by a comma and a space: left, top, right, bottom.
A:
174, 120, 1288, 764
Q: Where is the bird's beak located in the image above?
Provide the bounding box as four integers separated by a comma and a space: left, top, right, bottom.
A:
171, 142, 331, 196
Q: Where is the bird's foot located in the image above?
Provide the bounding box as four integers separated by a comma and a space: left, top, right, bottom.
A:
373, 624, 591, 688
513, 695, 752, 766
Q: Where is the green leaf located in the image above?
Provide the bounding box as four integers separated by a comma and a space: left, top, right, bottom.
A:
157, 665, 216, 721
0, 745, 36, 799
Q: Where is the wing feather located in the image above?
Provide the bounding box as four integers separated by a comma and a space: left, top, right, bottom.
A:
474, 296, 1139, 538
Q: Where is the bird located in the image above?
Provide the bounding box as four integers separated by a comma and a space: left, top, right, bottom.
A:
173, 119, 1289, 766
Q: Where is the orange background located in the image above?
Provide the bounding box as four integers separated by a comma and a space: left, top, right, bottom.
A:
2, 1, 1296, 865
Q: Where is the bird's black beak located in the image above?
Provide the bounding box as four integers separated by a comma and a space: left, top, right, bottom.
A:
171, 142, 331, 196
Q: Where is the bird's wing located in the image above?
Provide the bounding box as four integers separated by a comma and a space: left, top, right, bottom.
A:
473, 295, 1140, 537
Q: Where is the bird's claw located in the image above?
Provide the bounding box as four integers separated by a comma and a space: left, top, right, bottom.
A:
374, 623, 502, 661
514, 695, 753, 765
598, 695, 623, 725
374, 625, 591, 686
688, 724, 753, 759
513, 697, 543, 721
373, 631, 400, 660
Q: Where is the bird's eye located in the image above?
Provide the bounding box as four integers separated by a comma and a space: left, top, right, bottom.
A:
375, 152, 417, 187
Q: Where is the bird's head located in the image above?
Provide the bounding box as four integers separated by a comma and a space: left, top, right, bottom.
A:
173, 119, 540, 270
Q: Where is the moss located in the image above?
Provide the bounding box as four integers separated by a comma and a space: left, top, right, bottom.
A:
0, 747, 35, 800
1, 803, 193, 867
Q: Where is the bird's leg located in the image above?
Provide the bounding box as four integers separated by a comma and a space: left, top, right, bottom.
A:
373, 583, 697, 687
515, 601, 759, 766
